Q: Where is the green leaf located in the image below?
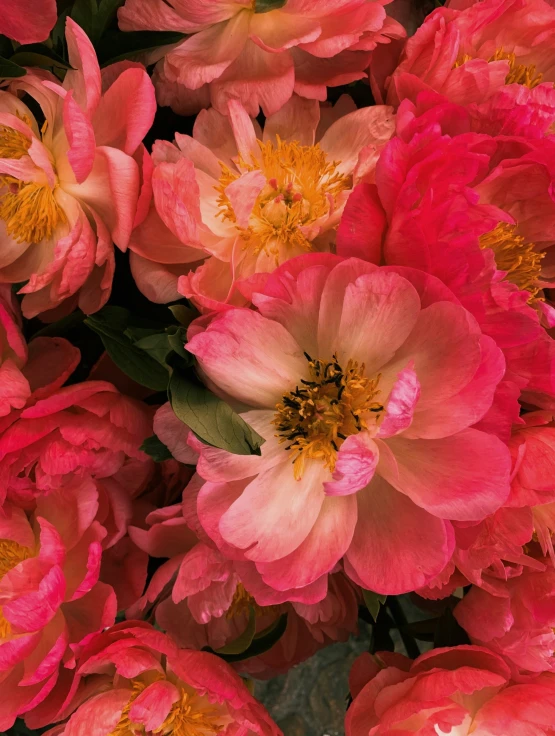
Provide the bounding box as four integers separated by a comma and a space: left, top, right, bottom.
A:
85, 311, 169, 391
70, 0, 97, 37
31, 309, 85, 338
166, 325, 190, 361
169, 304, 197, 327
168, 369, 265, 456
0, 55, 26, 77
218, 613, 288, 663
96, 30, 186, 66
215, 607, 257, 656
94, 0, 126, 40
254, 0, 287, 12
134, 333, 173, 367
140, 434, 173, 462
11, 44, 73, 70
362, 589, 387, 622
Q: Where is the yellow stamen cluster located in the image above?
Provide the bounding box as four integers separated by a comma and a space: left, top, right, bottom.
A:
274, 352, 384, 480
0, 119, 65, 244
0, 537, 33, 642
216, 137, 351, 263
110, 678, 227, 736
480, 222, 545, 301
226, 583, 276, 620
454, 48, 544, 89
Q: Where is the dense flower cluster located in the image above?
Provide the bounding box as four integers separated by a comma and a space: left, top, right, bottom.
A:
2, 0, 555, 732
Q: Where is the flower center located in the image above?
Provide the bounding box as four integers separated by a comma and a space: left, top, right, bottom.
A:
110, 679, 228, 736
480, 223, 544, 300
454, 47, 543, 88
0, 121, 66, 244
0, 538, 32, 579
274, 352, 384, 479
216, 138, 351, 261
225, 584, 276, 619
0, 538, 33, 642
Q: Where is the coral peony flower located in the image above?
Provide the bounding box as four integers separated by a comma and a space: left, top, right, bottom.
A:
383, 0, 555, 109
129, 95, 395, 311
126, 473, 359, 678
1, 0, 57, 44
337, 92, 555, 414
118, 0, 404, 117
185, 254, 512, 595
0, 285, 29, 416
35, 622, 281, 734
455, 561, 555, 679
346, 645, 555, 735
0, 494, 116, 731
0, 18, 156, 318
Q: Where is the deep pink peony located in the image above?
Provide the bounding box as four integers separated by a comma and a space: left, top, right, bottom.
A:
382, 0, 555, 110
37, 622, 281, 735
0, 18, 156, 318
0, 493, 116, 731
337, 91, 555, 415
455, 561, 555, 679
346, 646, 555, 735
126, 472, 359, 678
128, 95, 395, 311
0, 0, 57, 44
185, 253, 512, 595
118, 0, 404, 117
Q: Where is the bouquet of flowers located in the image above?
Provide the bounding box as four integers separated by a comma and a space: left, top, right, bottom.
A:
2, 0, 555, 733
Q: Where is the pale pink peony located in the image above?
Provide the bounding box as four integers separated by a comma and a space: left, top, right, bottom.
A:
0, 285, 29, 416
0, 18, 156, 318
0, 493, 116, 731
129, 95, 395, 311
455, 561, 555, 679
337, 92, 555, 415
118, 0, 405, 117
382, 0, 555, 110
126, 473, 359, 678
185, 253, 512, 595
35, 622, 281, 735
346, 646, 555, 735
0, 0, 57, 44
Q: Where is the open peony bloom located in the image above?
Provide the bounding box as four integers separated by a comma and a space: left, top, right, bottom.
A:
0, 494, 116, 731
0, 18, 156, 318
185, 254, 512, 595
118, 0, 404, 117
129, 95, 395, 311
1, 0, 57, 44
345, 646, 555, 735
455, 561, 555, 679
337, 91, 555, 415
40, 622, 281, 735
384, 0, 555, 109
126, 473, 359, 679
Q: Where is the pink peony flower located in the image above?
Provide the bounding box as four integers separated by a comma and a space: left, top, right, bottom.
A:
35, 622, 281, 735
118, 0, 405, 117
1, 0, 57, 44
346, 645, 555, 735
337, 92, 555, 415
185, 253, 512, 595
129, 95, 395, 311
508, 411, 555, 563
0, 18, 156, 318
0, 285, 29, 416
126, 473, 359, 678
455, 561, 555, 679
0, 493, 117, 731
383, 0, 555, 110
